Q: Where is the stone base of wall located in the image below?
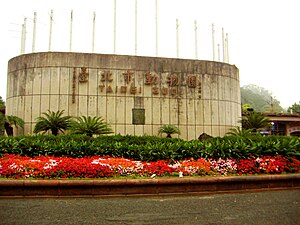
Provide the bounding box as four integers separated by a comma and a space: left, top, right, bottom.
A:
0, 174, 299, 197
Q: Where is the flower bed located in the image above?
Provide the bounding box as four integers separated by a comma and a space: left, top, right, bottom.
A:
0, 154, 299, 179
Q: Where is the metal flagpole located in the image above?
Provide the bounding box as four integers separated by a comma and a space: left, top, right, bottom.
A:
176, 18, 179, 58
194, 20, 198, 59
20, 17, 27, 54
222, 27, 225, 62
135, 0, 137, 55
217, 43, 220, 61
114, 0, 116, 54
226, 33, 229, 63
155, 0, 158, 57
48, 10, 53, 51
32, 12, 37, 52
69, 10, 73, 52
212, 23, 215, 61
92, 12, 96, 53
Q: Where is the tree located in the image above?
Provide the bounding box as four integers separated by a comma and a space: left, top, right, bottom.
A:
4, 115, 24, 136
34, 110, 72, 136
69, 115, 113, 137
158, 124, 180, 138
241, 84, 283, 112
287, 102, 300, 114
241, 111, 271, 132
0, 96, 5, 135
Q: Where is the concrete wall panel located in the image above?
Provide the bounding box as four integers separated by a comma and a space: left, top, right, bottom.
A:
7, 52, 240, 139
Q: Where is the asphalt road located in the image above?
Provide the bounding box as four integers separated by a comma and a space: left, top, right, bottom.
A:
0, 190, 299, 225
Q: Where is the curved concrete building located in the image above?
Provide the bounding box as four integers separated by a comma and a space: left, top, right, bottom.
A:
6, 52, 241, 139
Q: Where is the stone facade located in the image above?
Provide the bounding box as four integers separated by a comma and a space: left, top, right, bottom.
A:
6, 52, 241, 139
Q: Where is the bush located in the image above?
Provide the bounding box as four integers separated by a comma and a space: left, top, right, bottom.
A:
0, 134, 299, 161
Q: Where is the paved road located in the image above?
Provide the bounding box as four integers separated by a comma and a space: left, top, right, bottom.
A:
1, 190, 299, 225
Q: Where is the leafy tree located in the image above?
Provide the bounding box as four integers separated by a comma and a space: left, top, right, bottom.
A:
4, 115, 24, 136
287, 102, 300, 114
34, 110, 72, 136
241, 84, 283, 112
69, 115, 113, 137
158, 124, 180, 138
0, 96, 5, 135
241, 111, 271, 132
226, 126, 254, 137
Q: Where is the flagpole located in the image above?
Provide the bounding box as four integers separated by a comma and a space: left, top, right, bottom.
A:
48, 10, 53, 51
226, 33, 229, 63
20, 17, 27, 54
194, 20, 198, 59
217, 43, 220, 61
135, 0, 137, 55
32, 12, 36, 52
176, 18, 179, 58
212, 23, 215, 61
222, 27, 225, 62
92, 12, 96, 53
113, 0, 117, 54
69, 10, 73, 52
155, 0, 158, 57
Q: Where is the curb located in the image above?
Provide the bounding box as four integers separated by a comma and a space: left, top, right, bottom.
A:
0, 174, 299, 197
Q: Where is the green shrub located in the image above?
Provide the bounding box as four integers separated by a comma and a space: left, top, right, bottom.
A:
0, 134, 299, 161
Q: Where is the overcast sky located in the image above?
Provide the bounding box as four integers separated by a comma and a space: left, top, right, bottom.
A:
0, 0, 299, 108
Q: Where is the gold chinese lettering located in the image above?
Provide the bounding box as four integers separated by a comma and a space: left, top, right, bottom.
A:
167, 74, 179, 87
152, 87, 159, 95
99, 85, 105, 92
187, 75, 197, 88
101, 71, 113, 82
106, 86, 113, 93
123, 70, 134, 84
120, 86, 127, 93
161, 87, 168, 96
170, 87, 177, 96
130, 86, 137, 94
78, 67, 89, 82
145, 72, 159, 85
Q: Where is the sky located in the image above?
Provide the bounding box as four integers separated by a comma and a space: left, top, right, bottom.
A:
0, 0, 299, 108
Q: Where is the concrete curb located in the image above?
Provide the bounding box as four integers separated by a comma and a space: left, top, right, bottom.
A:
0, 174, 299, 197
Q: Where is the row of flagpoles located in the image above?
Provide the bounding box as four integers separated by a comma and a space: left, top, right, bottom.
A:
19, 0, 230, 63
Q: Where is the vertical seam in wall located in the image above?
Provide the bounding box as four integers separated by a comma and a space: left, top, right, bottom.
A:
39, 68, 42, 126
210, 75, 213, 136
185, 78, 188, 140
96, 69, 99, 117
194, 76, 196, 140
202, 75, 204, 133
58, 67, 61, 111
67, 68, 70, 116
217, 74, 220, 136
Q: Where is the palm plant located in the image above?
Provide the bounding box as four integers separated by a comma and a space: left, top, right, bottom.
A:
158, 124, 180, 138
226, 126, 254, 137
69, 115, 113, 137
3, 115, 24, 136
241, 112, 271, 132
34, 110, 72, 136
